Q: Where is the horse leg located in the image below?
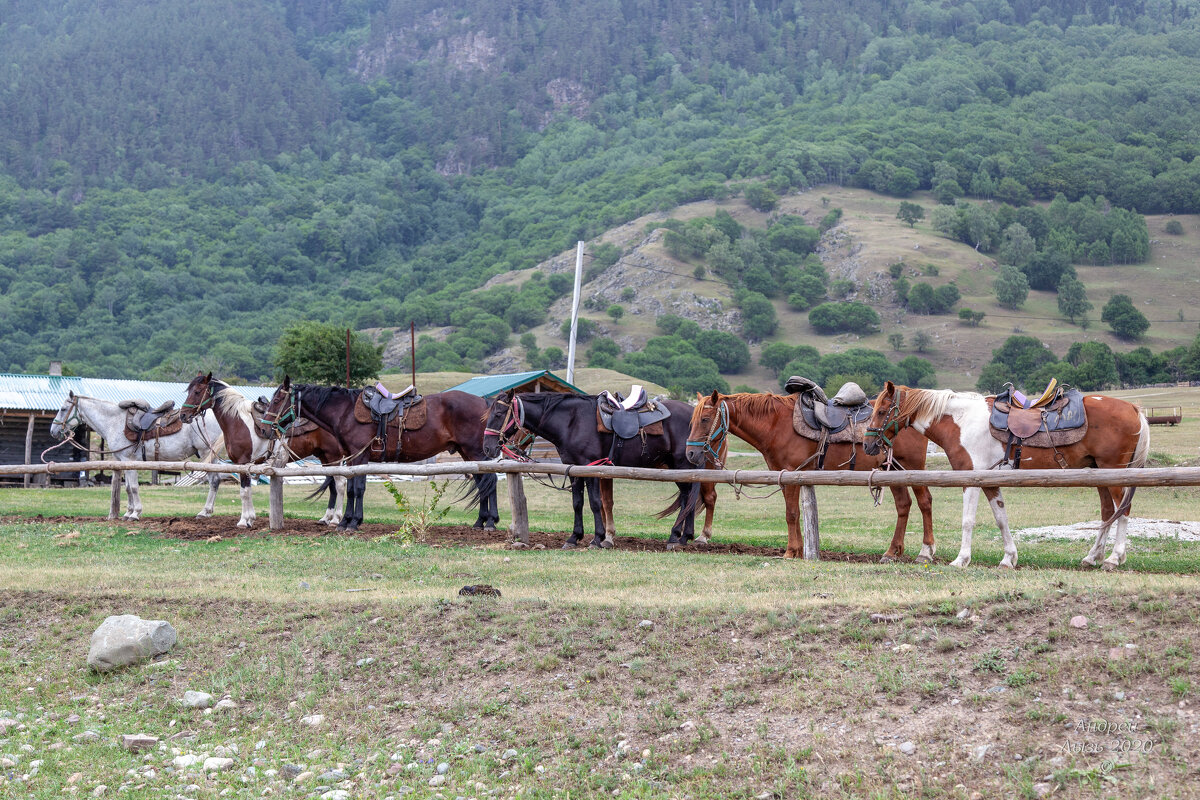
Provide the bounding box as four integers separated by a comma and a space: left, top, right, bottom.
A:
950, 487, 982, 567
1082, 487, 1117, 567
484, 473, 499, 530
914, 486, 935, 562
198, 473, 219, 519
666, 482, 695, 549
338, 476, 364, 532
783, 484, 803, 558
599, 479, 616, 542
984, 487, 1018, 569
237, 473, 255, 528
330, 476, 347, 526
694, 482, 716, 545
587, 478, 610, 549
124, 470, 141, 521
472, 474, 498, 531
881, 487, 912, 563
564, 477, 584, 548
1104, 508, 1132, 571
680, 482, 697, 544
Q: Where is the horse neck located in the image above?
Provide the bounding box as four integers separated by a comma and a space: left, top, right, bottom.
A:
723, 395, 789, 450
516, 394, 576, 447
78, 397, 126, 439
911, 391, 982, 453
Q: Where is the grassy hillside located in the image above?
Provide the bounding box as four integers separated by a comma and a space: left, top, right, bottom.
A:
446, 188, 1200, 392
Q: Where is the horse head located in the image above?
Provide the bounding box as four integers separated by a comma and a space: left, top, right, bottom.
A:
482, 390, 519, 460
261, 376, 297, 439
863, 380, 903, 456
179, 372, 214, 423
685, 390, 727, 467
50, 390, 81, 440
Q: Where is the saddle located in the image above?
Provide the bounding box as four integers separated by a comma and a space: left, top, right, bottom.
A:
597, 386, 671, 438
354, 384, 426, 457
785, 376, 873, 469
119, 400, 183, 441
989, 382, 1087, 467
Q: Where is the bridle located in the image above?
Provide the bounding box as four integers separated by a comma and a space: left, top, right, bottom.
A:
687, 399, 729, 469
484, 396, 535, 461
262, 386, 300, 440
180, 379, 216, 422
53, 394, 83, 439
865, 390, 905, 454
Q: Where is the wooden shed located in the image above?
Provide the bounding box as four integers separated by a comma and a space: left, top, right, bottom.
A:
447, 369, 585, 461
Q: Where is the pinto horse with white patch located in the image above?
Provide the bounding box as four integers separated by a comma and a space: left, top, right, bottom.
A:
863, 382, 1149, 570
180, 372, 276, 528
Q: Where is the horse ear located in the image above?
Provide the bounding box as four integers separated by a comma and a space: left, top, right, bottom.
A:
282, 375, 291, 389
205, 371, 212, 381
884, 380, 895, 394
68, 390, 75, 399
708, 390, 720, 405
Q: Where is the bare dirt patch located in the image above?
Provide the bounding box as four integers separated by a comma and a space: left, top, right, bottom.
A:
4, 513, 893, 561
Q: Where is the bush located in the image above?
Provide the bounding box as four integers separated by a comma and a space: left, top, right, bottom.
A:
808, 302, 881, 335
738, 290, 778, 340
1101, 294, 1150, 340
1165, 219, 1184, 235
560, 317, 598, 342
695, 330, 751, 373
786, 274, 827, 310
744, 183, 779, 212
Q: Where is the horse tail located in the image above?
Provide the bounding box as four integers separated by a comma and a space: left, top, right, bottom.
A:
1107, 412, 1150, 523
451, 474, 485, 510
305, 476, 335, 501
655, 481, 700, 520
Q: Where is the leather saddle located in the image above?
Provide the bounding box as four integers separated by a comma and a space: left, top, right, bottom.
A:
119, 399, 182, 440
989, 382, 1087, 466
355, 384, 425, 457
597, 386, 671, 439
785, 376, 872, 468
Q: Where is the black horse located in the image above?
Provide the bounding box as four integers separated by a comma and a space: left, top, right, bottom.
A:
262, 379, 499, 531
483, 390, 704, 549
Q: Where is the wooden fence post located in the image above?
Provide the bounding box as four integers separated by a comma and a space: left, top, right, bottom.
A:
508, 473, 529, 545
109, 473, 122, 519
269, 475, 284, 530
800, 484, 819, 560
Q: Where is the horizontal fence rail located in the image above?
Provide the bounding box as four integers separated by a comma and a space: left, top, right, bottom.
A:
5, 459, 1200, 488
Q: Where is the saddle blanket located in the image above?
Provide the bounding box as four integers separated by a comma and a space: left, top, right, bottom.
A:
791, 397, 869, 444
353, 393, 427, 430
123, 410, 183, 441
988, 389, 1088, 448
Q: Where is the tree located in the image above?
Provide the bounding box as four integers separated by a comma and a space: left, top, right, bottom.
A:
1065, 341, 1118, 390
695, 330, 751, 373
976, 335, 1057, 392
760, 342, 808, 375
897, 201, 924, 227
744, 183, 779, 212
561, 317, 597, 342
606, 304, 625, 323
958, 308, 986, 326
738, 291, 778, 340
808, 302, 881, 334
1101, 294, 1150, 340
273, 322, 382, 385
887, 333, 905, 351
1057, 276, 1092, 324
911, 331, 933, 352
993, 265, 1030, 310
998, 223, 1035, 268
888, 167, 920, 197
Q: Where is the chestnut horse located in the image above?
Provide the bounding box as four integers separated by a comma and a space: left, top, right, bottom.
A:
686, 390, 934, 560
863, 382, 1149, 570
261, 378, 499, 531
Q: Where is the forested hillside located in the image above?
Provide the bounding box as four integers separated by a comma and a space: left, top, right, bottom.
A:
3, 0, 1200, 381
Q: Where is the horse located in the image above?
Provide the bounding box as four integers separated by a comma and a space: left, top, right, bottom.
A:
482, 390, 715, 549
685, 390, 934, 561
863, 381, 1149, 570
260, 378, 500, 532
255, 407, 348, 527
49, 391, 224, 521
180, 373, 282, 528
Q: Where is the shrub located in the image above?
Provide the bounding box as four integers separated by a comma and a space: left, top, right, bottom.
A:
808, 302, 881, 335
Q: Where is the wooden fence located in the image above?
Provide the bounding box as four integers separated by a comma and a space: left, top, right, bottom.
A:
5, 459, 1200, 560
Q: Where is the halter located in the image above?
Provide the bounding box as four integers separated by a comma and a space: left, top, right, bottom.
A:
865, 390, 905, 452
181, 380, 216, 420
687, 399, 729, 469
262, 386, 300, 440
484, 396, 535, 461
54, 394, 83, 438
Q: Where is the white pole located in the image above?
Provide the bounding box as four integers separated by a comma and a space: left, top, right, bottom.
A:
565, 240, 584, 384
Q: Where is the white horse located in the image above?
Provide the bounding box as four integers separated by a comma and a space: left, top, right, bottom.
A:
50, 392, 225, 521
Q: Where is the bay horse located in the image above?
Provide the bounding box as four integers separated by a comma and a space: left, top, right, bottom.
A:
180, 373, 276, 528
257, 410, 348, 527
49, 391, 224, 521
863, 382, 1149, 570
482, 390, 716, 549
261, 378, 500, 532
685, 391, 934, 560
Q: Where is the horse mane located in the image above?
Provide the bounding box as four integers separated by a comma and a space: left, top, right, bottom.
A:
724, 391, 795, 416
214, 381, 256, 418
293, 384, 360, 413
897, 387, 981, 428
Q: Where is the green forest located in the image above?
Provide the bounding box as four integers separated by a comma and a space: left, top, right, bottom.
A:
3, 0, 1200, 380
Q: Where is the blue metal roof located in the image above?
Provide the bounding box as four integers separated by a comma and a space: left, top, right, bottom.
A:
0, 373, 267, 413
448, 370, 584, 398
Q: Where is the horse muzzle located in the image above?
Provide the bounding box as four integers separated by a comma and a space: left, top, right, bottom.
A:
685, 446, 705, 467
862, 435, 881, 456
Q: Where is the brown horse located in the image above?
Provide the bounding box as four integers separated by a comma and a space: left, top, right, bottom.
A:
863, 382, 1149, 570
257, 405, 350, 526
261, 378, 499, 531
685, 391, 934, 560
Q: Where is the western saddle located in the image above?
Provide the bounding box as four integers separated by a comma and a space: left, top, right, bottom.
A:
118, 399, 178, 434
784, 376, 874, 468
358, 383, 423, 457
989, 379, 1087, 467
596, 385, 672, 461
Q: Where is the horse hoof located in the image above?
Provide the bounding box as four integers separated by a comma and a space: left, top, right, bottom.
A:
562, 542, 578, 550
879, 554, 897, 564
915, 554, 933, 565
483, 523, 497, 532
600, 539, 614, 549
589, 540, 602, 549
666, 542, 679, 551
1081, 556, 1098, 568
1101, 561, 1118, 572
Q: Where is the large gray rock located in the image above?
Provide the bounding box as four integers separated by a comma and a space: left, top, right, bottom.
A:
87, 615, 177, 672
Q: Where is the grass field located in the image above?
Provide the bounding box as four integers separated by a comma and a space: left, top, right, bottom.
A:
3, 415, 1200, 798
